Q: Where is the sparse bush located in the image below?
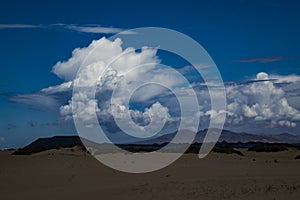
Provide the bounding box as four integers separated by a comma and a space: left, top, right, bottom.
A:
12, 146, 47, 155
124, 146, 157, 153
185, 146, 199, 154
213, 146, 244, 156
248, 144, 288, 152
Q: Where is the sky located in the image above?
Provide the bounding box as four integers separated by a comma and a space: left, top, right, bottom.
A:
0, 0, 300, 148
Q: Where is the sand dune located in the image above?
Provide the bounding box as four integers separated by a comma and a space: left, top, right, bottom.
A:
1, 148, 300, 200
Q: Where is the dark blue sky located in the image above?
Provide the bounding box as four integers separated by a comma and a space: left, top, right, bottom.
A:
1, 0, 300, 148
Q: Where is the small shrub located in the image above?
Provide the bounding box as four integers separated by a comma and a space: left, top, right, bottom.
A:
185, 146, 200, 154
295, 155, 300, 160
248, 144, 288, 152
213, 146, 244, 156
124, 146, 157, 153
12, 146, 47, 155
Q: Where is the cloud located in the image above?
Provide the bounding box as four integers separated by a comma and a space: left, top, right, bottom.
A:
9, 93, 63, 111
60, 36, 299, 132
0, 23, 131, 34
225, 72, 300, 128
0, 24, 39, 29
54, 36, 177, 133
233, 56, 283, 63
178, 63, 214, 73
28, 120, 36, 128
52, 37, 123, 81
66, 25, 135, 34
9, 82, 72, 112
278, 120, 296, 128
7, 36, 300, 134
7, 123, 16, 130
40, 81, 72, 94
270, 74, 300, 111
270, 74, 300, 83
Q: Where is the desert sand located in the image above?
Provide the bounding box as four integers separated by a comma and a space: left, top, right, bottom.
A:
1, 147, 300, 200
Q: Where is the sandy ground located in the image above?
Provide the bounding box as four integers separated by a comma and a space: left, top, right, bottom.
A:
1, 147, 300, 200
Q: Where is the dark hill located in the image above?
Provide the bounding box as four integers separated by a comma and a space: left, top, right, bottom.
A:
12, 136, 83, 155
11, 130, 300, 155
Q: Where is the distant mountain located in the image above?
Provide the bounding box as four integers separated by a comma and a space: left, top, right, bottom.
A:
136, 129, 300, 144
13, 130, 300, 155
12, 136, 84, 155
25, 136, 83, 149
215, 130, 300, 143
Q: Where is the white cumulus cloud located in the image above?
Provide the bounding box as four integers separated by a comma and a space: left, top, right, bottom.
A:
8, 35, 300, 134
226, 72, 300, 127
54, 37, 175, 131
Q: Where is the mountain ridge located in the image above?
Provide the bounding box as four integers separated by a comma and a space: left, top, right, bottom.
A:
17, 129, 300, 151
135, 129, 300, 145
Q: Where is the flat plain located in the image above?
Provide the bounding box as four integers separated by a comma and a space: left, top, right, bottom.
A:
1, 147, 300, 200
